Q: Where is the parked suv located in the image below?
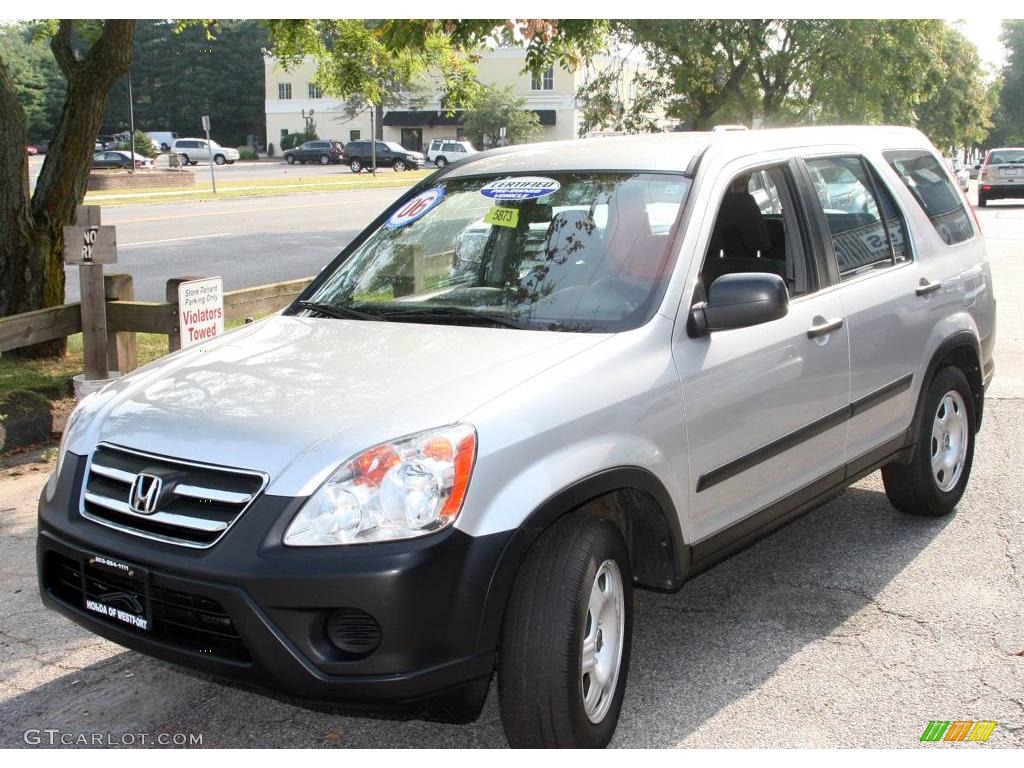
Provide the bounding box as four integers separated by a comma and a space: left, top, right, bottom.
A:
426, 138, 477, 167
977, 146, 1024, 206
170, 138, 240, 165
39, 127, 995, 748
344, 140, 424, 172
283, 140, 345, 165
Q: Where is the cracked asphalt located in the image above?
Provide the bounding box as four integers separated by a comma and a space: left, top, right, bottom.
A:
1, 193, 1022, 748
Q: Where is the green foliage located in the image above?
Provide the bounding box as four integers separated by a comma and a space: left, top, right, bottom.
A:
267, 142, 275, 157
461, 85, 542, 148
237, 146, 257, 160
0, 23, 65, 141
100, 19, 268, 147
118, 129, 158, 158
916, 26, 992, 153
280, 131, 317, 150
988, 20, 1024, 145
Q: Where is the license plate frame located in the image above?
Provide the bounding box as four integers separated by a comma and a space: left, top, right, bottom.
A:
81, 553, 153, 632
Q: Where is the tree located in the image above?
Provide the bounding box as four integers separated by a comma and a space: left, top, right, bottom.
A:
100, 20, 268, 147
988, 20, 1024, 145
461, 85, 542, 148
0, 24, 65, 142
0, 20, 135, 355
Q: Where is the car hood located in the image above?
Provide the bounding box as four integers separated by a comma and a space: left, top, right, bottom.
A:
73, 315, 608, 495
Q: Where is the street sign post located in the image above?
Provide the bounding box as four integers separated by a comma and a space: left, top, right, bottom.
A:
202, 114, 217, 193
63, 205, 117, 380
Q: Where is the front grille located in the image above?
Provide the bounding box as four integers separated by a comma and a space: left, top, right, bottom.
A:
44, 550, 250, 662
81, 443, 267, 548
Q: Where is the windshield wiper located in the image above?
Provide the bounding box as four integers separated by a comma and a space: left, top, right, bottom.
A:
294, 300, 385, 322
377, 305, 531, 330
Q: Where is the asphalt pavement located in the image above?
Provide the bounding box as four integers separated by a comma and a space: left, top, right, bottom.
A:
0, 194, 1021, 748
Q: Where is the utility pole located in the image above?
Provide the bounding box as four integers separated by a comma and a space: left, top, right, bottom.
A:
202, 115, 216, 194
127, 67, 136, 174
370, 105, 376, 178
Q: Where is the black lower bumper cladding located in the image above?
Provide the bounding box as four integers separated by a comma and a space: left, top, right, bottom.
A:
37, 453, 514, 719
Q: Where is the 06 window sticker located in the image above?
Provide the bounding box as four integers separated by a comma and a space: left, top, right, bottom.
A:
480, 176, 561, 201
386, 186, 445, 228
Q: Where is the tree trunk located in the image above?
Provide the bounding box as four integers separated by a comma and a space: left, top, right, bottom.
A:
0, 20, 136, 358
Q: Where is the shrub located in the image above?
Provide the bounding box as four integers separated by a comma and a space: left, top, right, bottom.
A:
280, 131, 317, 151
118, 130, 158, 158
267, 142, 275, 157
236, 146, 257, 160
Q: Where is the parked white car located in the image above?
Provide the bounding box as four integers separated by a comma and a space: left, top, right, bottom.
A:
426, 138, 476, 167
170, 137, 240, 165
41, 126, 995, 748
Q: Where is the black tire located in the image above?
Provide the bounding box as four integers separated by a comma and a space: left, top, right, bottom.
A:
882, 366, 975, 517
435, 156, 448, 168
179, 154, 190, 166
498, 513, 633, 748
978, 192, 988, 207
286, 154, 295, 165
320, 154, 330, 165
393, 160, 406, 172
350, 159, 363, 173
214, 154, 226, 165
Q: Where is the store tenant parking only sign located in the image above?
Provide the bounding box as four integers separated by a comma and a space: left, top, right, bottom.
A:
178, 277, 224, 348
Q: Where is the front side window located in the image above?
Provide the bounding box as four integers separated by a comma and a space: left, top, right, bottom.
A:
805, 156, 909, 280
884, 150, 974, 245
531, 66, 554, 91
299, 172, 690, 332
278, 82, 292, 100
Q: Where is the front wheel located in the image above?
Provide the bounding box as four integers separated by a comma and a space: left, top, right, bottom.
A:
214, 154, 226, 165
320, 154, 330, 165
393, 160, 406, 172
350, 159, 363, 173
179, 154, 190, 166
498, 513, 632, 748
435, 156, 448, 168
882, 366, 975, 516
286, 154, 295, 164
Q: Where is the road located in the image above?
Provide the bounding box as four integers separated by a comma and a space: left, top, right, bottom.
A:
63, 187, 407, 302
1, 198, 1022, 748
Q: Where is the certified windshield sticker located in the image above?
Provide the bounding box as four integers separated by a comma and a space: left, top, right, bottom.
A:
480, 176, 560, 201
483, 206, 520, 228
387, 186, 444, 228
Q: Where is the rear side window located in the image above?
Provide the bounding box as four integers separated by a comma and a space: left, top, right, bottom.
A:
805, 155, 910, 279
884, 150, 973, 245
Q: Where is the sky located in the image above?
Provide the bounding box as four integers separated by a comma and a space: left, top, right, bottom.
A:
954, 17, 1008, 72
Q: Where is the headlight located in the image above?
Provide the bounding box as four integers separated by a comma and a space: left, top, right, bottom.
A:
283, 424, 476, 546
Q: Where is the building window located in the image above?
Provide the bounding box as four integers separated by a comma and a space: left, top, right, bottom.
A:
280, 129, 288, 139
531, 66, 554, 91
278, 82, 292, 100
308, 83, 323, 99
349, 129, 360, 141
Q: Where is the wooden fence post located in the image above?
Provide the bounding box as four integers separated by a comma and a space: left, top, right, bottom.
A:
63, 205, 117, 381
104, 273, 137, 373
165, 276, 203, 352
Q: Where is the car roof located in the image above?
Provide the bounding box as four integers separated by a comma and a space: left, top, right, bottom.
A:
444, 125, 933, 177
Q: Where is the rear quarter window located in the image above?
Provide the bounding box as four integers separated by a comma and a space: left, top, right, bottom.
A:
883, 150, 974, 245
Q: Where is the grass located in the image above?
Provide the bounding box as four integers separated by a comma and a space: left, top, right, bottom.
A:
0, 318, 251, 402
83, 168, 432, 207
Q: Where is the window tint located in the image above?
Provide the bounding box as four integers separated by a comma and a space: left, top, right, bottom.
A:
986, 149, 1024, 165
806, 156, 909, 279
884, 150, 974, 245
442, 142, 458, 152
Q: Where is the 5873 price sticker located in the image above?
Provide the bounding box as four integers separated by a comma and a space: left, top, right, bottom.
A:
483, 206, 520, 228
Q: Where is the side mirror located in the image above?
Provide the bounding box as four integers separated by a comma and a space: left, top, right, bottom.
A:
688, 272, 789, 337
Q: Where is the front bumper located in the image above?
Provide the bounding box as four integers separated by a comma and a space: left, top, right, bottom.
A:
37, 453, 513, 717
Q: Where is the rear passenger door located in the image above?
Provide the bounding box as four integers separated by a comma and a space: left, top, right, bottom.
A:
799, 154, 931, 467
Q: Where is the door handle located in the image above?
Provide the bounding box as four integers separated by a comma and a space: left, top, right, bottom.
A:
916, 278, 942, 296
807, 318, 843, 339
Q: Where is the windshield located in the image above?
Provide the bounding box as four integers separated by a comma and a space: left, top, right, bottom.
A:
384, 142, 408, 152
987, 149, 1024, 164
299, 172, 690, 332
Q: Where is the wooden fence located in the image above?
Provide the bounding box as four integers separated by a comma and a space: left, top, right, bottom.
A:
0, 274, 313, 373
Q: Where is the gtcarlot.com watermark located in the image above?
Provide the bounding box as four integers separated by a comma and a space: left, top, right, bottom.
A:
24, 728, 203, 747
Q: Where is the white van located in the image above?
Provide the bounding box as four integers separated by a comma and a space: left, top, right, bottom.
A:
145, 132, 179, 152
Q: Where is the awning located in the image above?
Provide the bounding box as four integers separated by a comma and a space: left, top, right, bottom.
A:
533, 110, 556, 126
381, 110, 466, 127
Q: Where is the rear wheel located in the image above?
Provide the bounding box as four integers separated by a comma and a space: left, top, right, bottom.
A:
350, 159, 363, 173
498, 513, 632, 748
179, 154, 190, 166
286, 154, 295, 164
978, 191, 988, 207
882, 366, 975, 517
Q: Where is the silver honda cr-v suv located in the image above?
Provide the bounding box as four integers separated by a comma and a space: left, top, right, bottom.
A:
39, 126, 995, 748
